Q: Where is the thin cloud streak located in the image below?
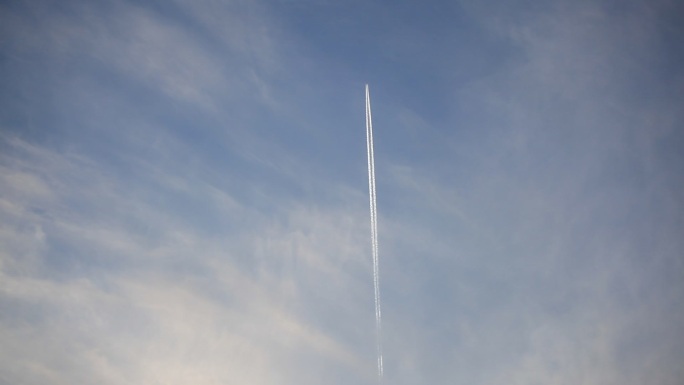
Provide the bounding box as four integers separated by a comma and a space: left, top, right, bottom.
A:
366, 84, 383, 381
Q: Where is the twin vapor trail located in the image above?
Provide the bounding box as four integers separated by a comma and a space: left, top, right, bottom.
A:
365, 84, 383, 382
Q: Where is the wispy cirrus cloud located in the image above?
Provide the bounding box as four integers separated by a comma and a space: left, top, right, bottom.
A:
0, 131, 375, 384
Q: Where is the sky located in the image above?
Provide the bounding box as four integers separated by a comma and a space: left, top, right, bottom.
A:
1, 0, 683, 384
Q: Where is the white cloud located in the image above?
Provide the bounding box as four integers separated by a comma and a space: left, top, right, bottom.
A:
0, 133, 375, 384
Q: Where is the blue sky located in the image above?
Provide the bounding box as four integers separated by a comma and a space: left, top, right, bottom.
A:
1, 0, 683, 384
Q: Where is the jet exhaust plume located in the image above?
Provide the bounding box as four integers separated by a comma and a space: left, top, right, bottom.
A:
366, 84, 383, 382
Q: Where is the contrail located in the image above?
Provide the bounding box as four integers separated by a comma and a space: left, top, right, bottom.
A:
366, 84, 383, 382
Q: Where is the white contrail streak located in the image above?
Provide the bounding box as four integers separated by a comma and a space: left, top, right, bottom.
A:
366, 84, 383, 382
